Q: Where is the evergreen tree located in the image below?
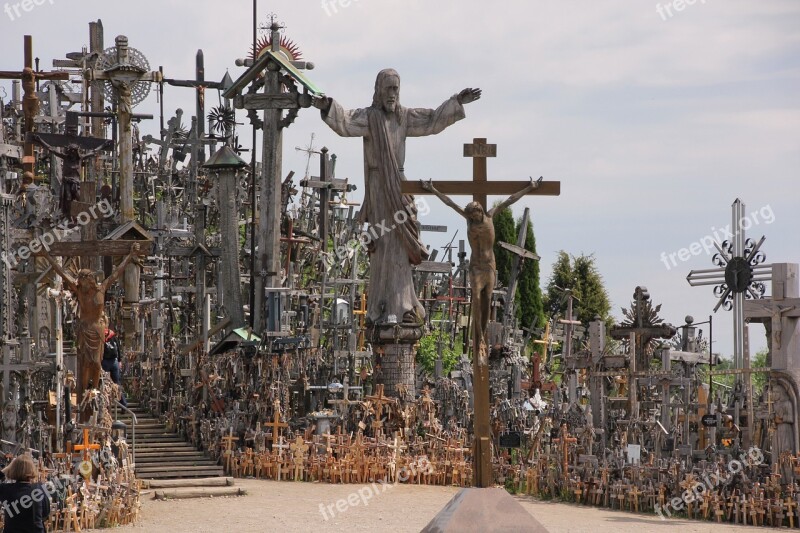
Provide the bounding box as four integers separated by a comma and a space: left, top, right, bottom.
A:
493, 206, 516, 287
492, 205, 545, 331
516, 217, 546, 332
544, 251, 611, 327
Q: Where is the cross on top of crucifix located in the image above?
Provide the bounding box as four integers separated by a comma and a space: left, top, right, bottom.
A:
400, 137, 560, 210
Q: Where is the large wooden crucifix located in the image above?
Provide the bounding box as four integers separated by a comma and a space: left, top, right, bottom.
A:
84, 35, 161, 307
0, 35, 70, 174
408, 137, 560, 488
36, 240, 148, 417
744, 263, 800, 369
163, 49, 229, 166
223, 21, 319, 334
29, 112, 112, 217
401, 138, 560, 208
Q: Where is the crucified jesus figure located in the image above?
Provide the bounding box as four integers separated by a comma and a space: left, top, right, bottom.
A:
42, 245, 141, 398
421, 177, 542, 363
31, 130, 111, 218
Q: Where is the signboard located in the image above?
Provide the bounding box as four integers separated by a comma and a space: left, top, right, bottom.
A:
701, 413, 717, 427
420, 225, 448, 233
499, 431, 521, 449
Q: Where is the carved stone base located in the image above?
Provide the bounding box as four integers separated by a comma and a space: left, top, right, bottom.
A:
375, 342, 416, 402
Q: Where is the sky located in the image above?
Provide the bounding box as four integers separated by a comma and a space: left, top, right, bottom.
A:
1, 0, 798, 359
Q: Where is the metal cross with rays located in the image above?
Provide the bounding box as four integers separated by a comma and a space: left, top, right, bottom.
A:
686, 199, 772, 378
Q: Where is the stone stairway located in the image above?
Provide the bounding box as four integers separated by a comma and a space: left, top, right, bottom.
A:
118, 401, 224, 479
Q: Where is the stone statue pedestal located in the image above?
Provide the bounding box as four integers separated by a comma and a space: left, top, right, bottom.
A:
421, 488, 548, 532
371, 323, 423, 402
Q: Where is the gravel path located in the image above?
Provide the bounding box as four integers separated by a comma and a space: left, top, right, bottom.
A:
90, 479, 771, 532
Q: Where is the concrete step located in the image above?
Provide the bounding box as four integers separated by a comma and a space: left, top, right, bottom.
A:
132, 441, 195, 449
135, 466, 225, 479
136, 456, 212, 464
136, 450, 208, 458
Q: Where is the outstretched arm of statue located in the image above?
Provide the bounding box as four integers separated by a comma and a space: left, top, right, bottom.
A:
457, 88, 482, 105
312, 96, 332, 114
487, 176, 542, 218
101, 243, 141, 292
420, 180, 466, 218
42, 253, 77, 292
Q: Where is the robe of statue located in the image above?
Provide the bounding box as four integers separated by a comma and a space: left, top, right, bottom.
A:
322, 94, 465, 325
774, 383, 796, 482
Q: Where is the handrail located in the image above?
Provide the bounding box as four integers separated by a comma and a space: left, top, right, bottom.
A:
114, 402, 138, 466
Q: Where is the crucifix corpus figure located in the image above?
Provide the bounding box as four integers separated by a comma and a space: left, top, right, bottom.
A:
315, 69, 480, 326
42, 244, 141, 399
421, 177, 541, 362
31, 119, 112, 218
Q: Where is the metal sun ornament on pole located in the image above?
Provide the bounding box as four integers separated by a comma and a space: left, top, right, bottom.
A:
686, 199, 772, 385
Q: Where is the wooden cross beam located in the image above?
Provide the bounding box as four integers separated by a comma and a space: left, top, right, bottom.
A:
400, 138, 560, 211
73, 427, 100, 475
266, 404, 288, 444
0, 35, 70, 173
33, 240, 152, 258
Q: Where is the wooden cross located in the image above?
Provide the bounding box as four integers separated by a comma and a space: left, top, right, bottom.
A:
365, 384, 392, 421
163, 49, 229, 164
400, 137, 560, 211
266, 403, 288, 445
289, 435, 309, 481
280, 217, 312, 277
223, 22, 319, 330
84, 35, 162, 223
0, 35, 70, 173
402, 138, 558, 488
221, 430, 239, 474
628, 485, 642, 512
786, 497, 796, 528
354, 293, 368, 351
73, 427, 100, 479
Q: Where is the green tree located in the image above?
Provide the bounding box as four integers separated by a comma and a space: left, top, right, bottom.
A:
544, 251, 611, 327
516, 217, 546, 332
416, 317, 461, 376
493, 206, 516, 288
492, 206, 545, 331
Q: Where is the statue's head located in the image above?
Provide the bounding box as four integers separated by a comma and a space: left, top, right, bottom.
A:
465, 201, 484, 223
76, 269, 98, 288
372, 69, 401, 114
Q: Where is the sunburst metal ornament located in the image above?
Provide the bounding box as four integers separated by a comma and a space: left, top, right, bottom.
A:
250, 34, 303, 63
95, 42, 152, 107
710, 237, 769, 310
208, 106, 236, 136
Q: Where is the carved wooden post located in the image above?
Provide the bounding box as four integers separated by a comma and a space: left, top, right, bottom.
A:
203, 146, 247, 328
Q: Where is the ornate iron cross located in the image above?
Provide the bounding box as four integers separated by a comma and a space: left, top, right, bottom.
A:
686, 199, 772, 376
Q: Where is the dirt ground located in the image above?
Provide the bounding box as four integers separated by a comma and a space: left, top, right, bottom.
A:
91, 479, 771, 533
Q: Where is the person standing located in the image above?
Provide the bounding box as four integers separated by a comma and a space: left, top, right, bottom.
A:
103, 327, 127, 407
0, 455, 51, 533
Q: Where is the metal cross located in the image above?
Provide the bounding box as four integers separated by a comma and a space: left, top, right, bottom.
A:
686, 199, 772, 377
